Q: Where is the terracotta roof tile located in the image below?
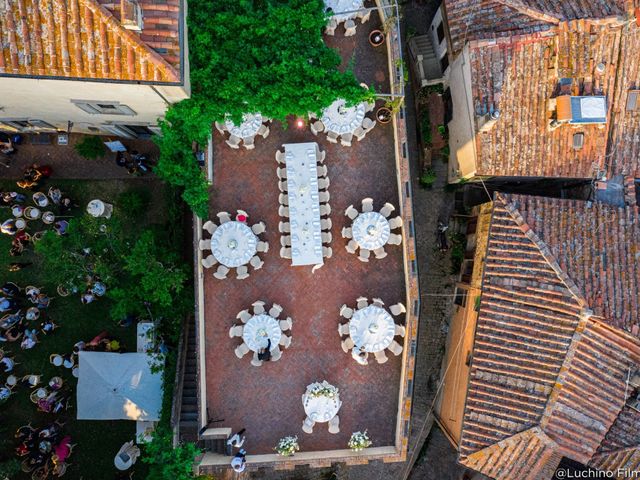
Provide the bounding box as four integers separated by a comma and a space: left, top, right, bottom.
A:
597, 406, 640, 453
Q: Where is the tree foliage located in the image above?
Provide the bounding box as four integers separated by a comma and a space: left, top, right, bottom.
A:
74, 135, 106, 160
143, 429, 202, 480
156, 0, 372, 216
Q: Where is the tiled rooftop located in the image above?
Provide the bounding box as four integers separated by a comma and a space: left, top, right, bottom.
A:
0, 0, 180, 82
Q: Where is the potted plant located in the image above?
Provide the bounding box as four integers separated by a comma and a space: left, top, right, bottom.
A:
275, 435, 300, 457
376, 97, 404, 124
348, 431, 372, 452
308, 381, 339, 399
369, 29, 385, 47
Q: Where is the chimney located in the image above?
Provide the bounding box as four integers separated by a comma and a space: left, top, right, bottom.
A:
121, 0, 143, 31
477, 109, 500, 133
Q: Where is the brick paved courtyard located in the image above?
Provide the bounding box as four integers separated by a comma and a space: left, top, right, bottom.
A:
202, 9, 408, 455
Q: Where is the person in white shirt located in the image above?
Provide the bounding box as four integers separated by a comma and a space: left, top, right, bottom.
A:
230, 449, 246, 473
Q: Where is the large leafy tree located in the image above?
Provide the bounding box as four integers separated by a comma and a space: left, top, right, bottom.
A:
156, 0, 372, 216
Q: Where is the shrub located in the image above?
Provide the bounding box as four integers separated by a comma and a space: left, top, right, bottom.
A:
450, 232, 466, 274
143, 429, 202, 480
117, 188, 152, 216
0, 459, 20, 480
74, 135, 106, 160
420, 111, 432, 147
419, 167, 436, 188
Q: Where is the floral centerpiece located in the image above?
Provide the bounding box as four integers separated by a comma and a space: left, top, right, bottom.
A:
348, 431, 372, 452
307, 380, 339, 399
274, 435, 300, 457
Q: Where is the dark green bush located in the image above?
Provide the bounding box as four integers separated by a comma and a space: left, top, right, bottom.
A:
74, 135, 106, 160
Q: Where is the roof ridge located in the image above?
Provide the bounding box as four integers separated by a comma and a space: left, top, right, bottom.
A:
493, 0, 562, 24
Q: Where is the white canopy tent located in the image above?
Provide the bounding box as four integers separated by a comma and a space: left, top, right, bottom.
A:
76, 352, 163, 421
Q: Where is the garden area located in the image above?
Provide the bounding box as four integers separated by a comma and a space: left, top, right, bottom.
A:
0, 177, 193, 479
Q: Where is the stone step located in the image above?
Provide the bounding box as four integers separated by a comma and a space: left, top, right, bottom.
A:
181, 403, 198, 413
180, 411, 198, 421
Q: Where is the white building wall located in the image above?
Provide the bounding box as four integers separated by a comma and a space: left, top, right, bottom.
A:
429, 6, 448, 61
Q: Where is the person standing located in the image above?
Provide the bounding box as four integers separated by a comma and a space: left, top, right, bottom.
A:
230, 449, 247, 473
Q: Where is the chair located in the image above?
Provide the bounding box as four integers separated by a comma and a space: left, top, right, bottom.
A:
328, 415, 340, 434
380, 202, 395, 218
236, 265, 250, 280
302, 416, 315, 434
373, 247, 387, 259
257, 241, 269, 253
250, 256, 264, 270
341, 337, 355, 353
201, 254, 218, 269
361, 197, 374, 212
372, 298, 385, 307
228, 325, 244, 338
269, 304, 283, 318
214, 121, 226, 134
318, 178, 330, 190
323, 246, 332, 259
324, 21, 336, 36
252, 301, 266, 314
319, 204, 331, 217
276, 167, 287, 180
388, 216, 403, 230
198, 239, 211, 251
251, 351, 263, 367
213, 265, 229, 280
363, 117, 376, 131
277, 222, 290, 234
310, 120, 325, 135
321, 218, 332, 230
243, 137, 255, 150
326, 131, 339, 143
341, 227, 352, 238
338, 323, 350, 336
346, 239, 358, 254
340, 133, 353, 147
280, 235, 291, 247
271, 346, 282, 361
345, 204, 359, 220
278, 193, 289, 206
321, 232, 332, 244
226, 135, 241, 149
353, 126, 367, 141
317, 164, 328, 178
374, 350, 388, 364
278, 205, 289, 217
387, 233, 403, 245
237, 309, 252, 323
359, 9, 371, 23
344, 18, 356, 36
251, 222, 266, 235
280, 247, 292, 259
388, 340, 404, 356
319, 190, 330, 203
279, 317, 293, 331
203, 220, 217, 235
340, 304, 354, 319
257, 124, 270, 138
278, 181, 288, 193
318, 150, 326, 163
358, 248, 371, 262
395, 324, 406, 337
217, 211, 232, 224
390, 302, 406, 316
234, 343, 250, 359
275, 150, 286, 164
279, 335, 292, 349
356, 297, 369, 309
50, 354, 63, 367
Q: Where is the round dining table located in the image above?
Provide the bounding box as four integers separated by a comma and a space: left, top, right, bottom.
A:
352, 211, 391, 250
324, 0, 363, 23
242, 314, 282, 352
210, 221, 258, 268
225, 113, 263, 139
302, 383, 342, 423
321, 99, 366, 136
349, 305, 396, 352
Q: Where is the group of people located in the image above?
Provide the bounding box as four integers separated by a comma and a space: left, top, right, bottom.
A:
227, 428, 248, 473
115, 150, 151, 176
0, 283, 55, 349
15, 422, 73, 477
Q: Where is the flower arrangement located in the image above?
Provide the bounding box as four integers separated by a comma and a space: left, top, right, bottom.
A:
348, 431, 372, 452
274, 435, 300, 457
308, 381, 339, 399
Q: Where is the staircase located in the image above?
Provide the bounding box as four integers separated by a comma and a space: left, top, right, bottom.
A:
179, 323, 199, 443
408, 34, 444, 87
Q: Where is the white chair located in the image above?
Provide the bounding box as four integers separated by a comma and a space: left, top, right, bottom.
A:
372, 298, 385, 307
203, 220, 217, 235
271, 346, 282, 361
388, 216, 403, 230
326, 131, 338, 143
228, 325, 244, 338
250, 301, 264, 315
318, 150, 326, 163
346, 239, 358, 254
373, 247, 387, 259
323, 246, 332, 259
250, 256, 264, 270
341, 337, 354, 353
395, 324, 406, 337
251, 351, 263, 367
279, 317, 293, 331
251, 222, 266, 235
317, 165, 328, 178
354, 126, 367, 141
201, 255, 217, 269
214, 121, 226, 134
345, 205, 359, 220
374, 350, 388, 364
278, 221, 290, 233
234, 343, 250, 359
280, 247, 292, 259
279, 335, 292, 349
324, 22, 336, 36
280, 235, 291, 247
328, 415, 340, 434
359, 9, 371, 23
358, 248, 370, 262
319, 190, 330, 203
341, 227, 352, 238
361, 198, 374, 212
278, 193, 289, 206
213, 265, 229, 280
388, 233, 403, 245
390, 302, 406, 316
340, 133, 353, 147
321, 232, 332, 244
257, 124, 270, 138
319, 204, 331, 216
340, 304, 354, 319
357, 296, 369, 309
276, 167, 287, 180
275, 150, 286, 164
344, 19, 356, 36
243, 137, 255, 150
198, 239, 211, 251
278, 181, 288, 193
269, 303, 283, 317
237, 309, 252, 323
318, 178, 330, 190
380, 202, 395, 218
278, 205, 289, 217
363, 117, 376, 131
257, 241, 269, 253
365, 101, 376, 113
217, 211, 231, 224
311, 120, 325, 135
338, 323, 350, 336
388, 340, 404, 356
321, 218, 332, 230
226, 135, 241, 149
236, 265, 250, 280
302, 416, 315, 434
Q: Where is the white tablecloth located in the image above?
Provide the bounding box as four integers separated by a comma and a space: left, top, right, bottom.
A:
225, 113, 263, 139
242, 314, 282, 352
349, 305, 395, 352
321, 99, 366, 136
352, 212, 391, 250
284, 142, 323, 266
324, 0, 363, 23
210, 221, 257, 268
302, 387, 341, 423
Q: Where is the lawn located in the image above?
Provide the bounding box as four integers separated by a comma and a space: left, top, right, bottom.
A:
0, 178, 183, 479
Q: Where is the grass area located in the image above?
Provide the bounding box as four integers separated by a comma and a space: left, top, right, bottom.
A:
0, 178, 180, 479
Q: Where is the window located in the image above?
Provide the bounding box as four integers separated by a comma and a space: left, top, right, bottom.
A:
72, 100, 136, 116
440, 54, 449, 73
0, 119, 56, 131
454, 288, 467, 308
436, 22, 445, 44
101, 124, 160, 139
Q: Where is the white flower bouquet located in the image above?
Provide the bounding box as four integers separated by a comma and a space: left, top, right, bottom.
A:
348, 431, 372, 452
275, 435, 300, 457
308, 381, 339, 399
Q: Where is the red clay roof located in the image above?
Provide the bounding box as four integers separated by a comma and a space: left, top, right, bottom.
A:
0, 0, 180, 82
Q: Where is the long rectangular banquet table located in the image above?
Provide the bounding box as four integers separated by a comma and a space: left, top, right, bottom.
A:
283, 142, 323, 266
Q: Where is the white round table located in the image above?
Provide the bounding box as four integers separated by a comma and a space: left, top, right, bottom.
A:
302, 385, 342, 423
86, 199, 105, 217
352, 212, 391, 250
349, 305, 395, 352
225, 113, 263, 139
324, 0, 363, 23
242, 314, 282, 352
321, 99, 366, 136
210, 221, 257, 268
